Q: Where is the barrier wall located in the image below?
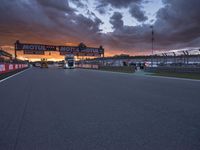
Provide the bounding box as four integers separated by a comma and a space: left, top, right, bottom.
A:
0, 63, 29, 75
76, 64, 99, 69
77, 64, 135, 73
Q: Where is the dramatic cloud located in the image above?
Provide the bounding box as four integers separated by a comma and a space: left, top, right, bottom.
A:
98, 0, 142, 8
109, 12, 124, 30
129, 3, 148, 22
36, 0, 74, 12
152, 0, 200, 48
104, 0, 200, 52
0, 0, 200, 55
0, 0, 102, 46
97, 0, 148, 22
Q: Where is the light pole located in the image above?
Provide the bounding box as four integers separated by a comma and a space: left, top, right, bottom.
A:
150, 25, 154, 67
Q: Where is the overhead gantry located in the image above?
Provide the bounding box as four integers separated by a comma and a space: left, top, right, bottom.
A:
14, 40, 105, 59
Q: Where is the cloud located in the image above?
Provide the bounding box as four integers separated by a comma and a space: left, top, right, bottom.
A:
69, 0, 86, 8
129, 3, 148, 22
0, 0, 103, 47
103, 0, 200, 53
109, 12, 124, 30
153, 0, 200, 48
95, 5, 107, 15
36, 0, 74, 12
96, 0, 148, 22
98, 0, 142, 8
0, 0, 200, 55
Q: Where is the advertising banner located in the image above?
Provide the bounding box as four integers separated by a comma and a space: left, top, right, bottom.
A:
59, 46, 79, 55
15, 42, 57, 51
59, 46, 104, 56
15, 41, 104, 56
0, 63, 28, 74
24, 50, 45, 55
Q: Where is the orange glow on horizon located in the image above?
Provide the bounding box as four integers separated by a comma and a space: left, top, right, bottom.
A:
1, 45, 149, 62
64, 42, 79, 46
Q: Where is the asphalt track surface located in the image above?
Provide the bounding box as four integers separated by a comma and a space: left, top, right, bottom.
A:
0, 68, 200, 150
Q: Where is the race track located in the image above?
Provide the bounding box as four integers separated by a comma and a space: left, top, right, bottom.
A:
0, 68, 200, 150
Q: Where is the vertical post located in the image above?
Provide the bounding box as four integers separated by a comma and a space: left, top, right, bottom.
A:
164, 53, 167, 65
183, 51, 186, 65
186, 51, 189, 65
173, 52, 176, 65
101, 47, 105, 66
14, 42, 17, 60
14, 40, 20, 60
199, 49, 200, 65
150, 26, 154, 67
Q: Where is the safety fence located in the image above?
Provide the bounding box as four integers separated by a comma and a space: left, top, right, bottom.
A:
0, 63, 29, 75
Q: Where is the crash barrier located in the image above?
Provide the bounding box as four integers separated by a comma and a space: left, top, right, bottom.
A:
145, 67, 200, 74
98, 66, 135, 73
76, 64, 99, 69
0, 63, 29, 75
77, 64, 135, 73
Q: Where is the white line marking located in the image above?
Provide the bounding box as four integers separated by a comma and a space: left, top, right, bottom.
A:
144, 74, 200, 82
0, 68, 30, 83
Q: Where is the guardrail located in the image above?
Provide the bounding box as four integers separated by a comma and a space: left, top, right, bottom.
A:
0, 63, 29, 75
77, 64, 135, 73
76, 64, 99, 69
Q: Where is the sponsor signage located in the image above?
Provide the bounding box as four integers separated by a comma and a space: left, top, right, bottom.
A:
16, 42, 57, 51
0, 64, 6, 72
78, 53, 102, 56
15, 64, 18, 69
0, 63, 28, 74
59, 46, 79, 55
59, 46, 104, 56
9, 64, 14, 70
80, 48, 101, 53
24, 50, 45, 55
15, 41, 104, 56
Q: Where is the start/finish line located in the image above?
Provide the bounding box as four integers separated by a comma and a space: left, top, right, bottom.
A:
14, 40, 104, 57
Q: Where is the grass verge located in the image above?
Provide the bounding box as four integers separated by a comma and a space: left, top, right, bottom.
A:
150, 72, 200, 80
98, 66, 135, 73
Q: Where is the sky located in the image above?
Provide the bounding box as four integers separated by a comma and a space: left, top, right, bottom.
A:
0, 0, 200, 57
